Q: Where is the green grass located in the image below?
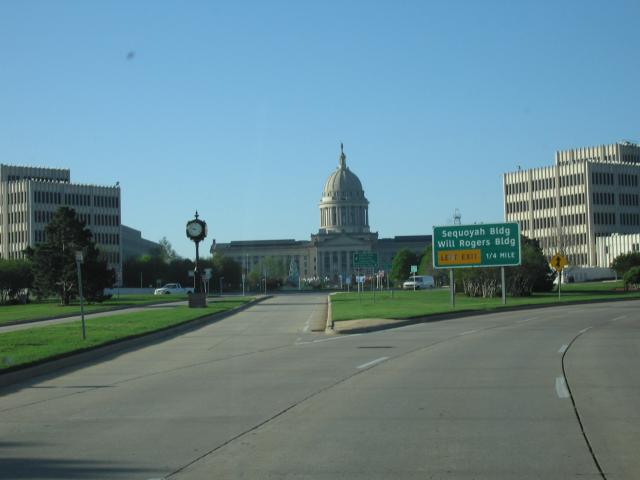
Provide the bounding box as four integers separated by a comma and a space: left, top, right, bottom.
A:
0, 297, 252, 370
331, 280, 640, 322
0, 294, 191, 325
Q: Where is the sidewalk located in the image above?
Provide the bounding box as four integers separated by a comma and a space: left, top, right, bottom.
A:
0, 300, 188, 333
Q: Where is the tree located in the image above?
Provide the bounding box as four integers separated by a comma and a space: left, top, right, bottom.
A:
0, 259, 33, 304
507, 236, 555, 296
157, 237, 179, 263
610, 252, 640, 277
459, 236, 554, 298
31, 207, 115, 304
623, 266, 640, 291
390, 248, 419, 286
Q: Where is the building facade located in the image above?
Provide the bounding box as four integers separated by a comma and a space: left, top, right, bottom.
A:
0, 164, 122, 279
503, 142, 640, 266
596, 232, 640, 270
214, 146, 431, 281
121, 225, 161, 261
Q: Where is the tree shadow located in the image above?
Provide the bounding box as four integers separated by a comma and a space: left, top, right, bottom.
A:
0, 456, 156, 479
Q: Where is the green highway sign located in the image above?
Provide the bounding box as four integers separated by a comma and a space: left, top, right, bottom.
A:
353, 252, 378, 268
433, 222, 521, 269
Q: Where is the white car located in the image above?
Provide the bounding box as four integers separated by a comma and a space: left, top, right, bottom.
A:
153, 283, 194, 295
402, 275, 435, 290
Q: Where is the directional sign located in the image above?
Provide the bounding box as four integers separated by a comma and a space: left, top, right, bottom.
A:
550, 253, 568, 272
433, 222, 521, 269
410, 265, 418, 274
353, 252, 378, 268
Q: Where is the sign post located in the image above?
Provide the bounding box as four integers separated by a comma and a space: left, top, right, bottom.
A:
433, 222, 521, 306
75, 251, 86, 340
550, 253, 568, 300
410, 264, 418, 291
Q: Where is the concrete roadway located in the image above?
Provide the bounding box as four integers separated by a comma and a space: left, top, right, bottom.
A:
0, 293, 638, 479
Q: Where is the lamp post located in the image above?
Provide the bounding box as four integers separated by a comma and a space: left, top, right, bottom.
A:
219, 276, 224, 296
186, 211, 208, 308
75, 251, 86, 340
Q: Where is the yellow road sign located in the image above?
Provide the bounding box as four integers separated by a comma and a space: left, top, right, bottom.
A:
550, 253, 568, 272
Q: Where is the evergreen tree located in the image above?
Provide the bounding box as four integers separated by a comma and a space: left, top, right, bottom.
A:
31, 207, 115, 304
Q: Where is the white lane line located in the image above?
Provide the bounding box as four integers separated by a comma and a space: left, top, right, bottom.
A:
357, 356, 389, 369
579, 327, 592, 334
302, 312, 314, 333
517, 317, 538, 323
460, 330, 477, 336
555, 377, 570, 399
611, 315, 626, 322
558, 344, 568, 354
295, 334, 363, 345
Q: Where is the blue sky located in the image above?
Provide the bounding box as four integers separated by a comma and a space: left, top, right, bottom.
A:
1, 0, 639, 258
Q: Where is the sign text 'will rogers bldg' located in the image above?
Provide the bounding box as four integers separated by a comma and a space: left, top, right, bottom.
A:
433, 223, 521, 268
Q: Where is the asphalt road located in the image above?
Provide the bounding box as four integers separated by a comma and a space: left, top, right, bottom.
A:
0, 293, 638, 479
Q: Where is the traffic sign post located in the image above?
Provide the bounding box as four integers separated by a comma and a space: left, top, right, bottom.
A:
353, 252, 378, 268
550, 253, 568, 300
433, 222, 521, 307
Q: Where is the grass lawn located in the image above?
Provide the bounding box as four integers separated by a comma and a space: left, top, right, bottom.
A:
331, 280, 640, 322
0, 294, 191, 326
0, 297, 252, 370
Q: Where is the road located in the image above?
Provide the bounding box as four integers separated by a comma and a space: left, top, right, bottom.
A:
0, 293, 638, 479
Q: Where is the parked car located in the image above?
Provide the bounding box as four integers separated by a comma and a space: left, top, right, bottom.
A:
402, 275, 435, 290
153, 283, 194, 295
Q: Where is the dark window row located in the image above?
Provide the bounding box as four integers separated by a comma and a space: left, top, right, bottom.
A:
561, 213, 586, 226
620, 213, 640, 226
532, 178, 556, 191
619, 193, 639, 206
506, 201, 529, 214
618, 173, 639, 187
560, 193, 584, 207
532, 197, 555, 210
593, 192, 615, 205
94, 232, 120, 245
592, 171, 614, 185
505, 182, 529, 195
560, 174, 584, 187
533, 217, 555, 229
593, 212, 616, 225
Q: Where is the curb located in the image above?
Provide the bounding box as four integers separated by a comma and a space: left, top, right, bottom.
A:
331, 294, 640, 335
324, 293, 336, 333
0, 296, 271, 389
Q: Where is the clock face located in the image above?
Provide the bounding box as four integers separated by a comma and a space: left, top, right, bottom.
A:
187, 221, 203, 238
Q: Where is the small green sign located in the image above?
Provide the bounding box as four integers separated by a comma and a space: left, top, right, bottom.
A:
353, 252, 378, 267
433, 222, 521, 269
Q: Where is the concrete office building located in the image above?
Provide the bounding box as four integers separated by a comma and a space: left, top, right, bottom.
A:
214, 146, 431, 281
503, 142, 640, 266
121, 225, 161, 261
0, 164, 122, 279
596, 232, 640, 270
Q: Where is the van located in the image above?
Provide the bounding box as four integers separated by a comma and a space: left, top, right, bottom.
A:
402, 275, 435, 290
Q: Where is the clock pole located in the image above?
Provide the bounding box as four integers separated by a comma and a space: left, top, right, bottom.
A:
194, 212, 201, 294
186, 210, 208, 308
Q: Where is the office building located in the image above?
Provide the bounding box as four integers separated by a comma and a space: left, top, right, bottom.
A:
503, 142, 640, 266
0, 164, 122, 279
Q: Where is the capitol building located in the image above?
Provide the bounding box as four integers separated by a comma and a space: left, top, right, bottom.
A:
213, 146, 431, 281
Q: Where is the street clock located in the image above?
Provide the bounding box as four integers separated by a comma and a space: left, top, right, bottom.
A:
186, 214, 207, 242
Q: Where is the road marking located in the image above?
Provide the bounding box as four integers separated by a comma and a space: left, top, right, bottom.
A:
460, 330, 477, 335
558, 344, 568, 354
517, 317, 537, 323
555, 377, 570, 399
295, 334, 363, 345
611, 315, 626, 322
357, 357, 389, 369
579, 327, 592, 334
302, 312, 314, 333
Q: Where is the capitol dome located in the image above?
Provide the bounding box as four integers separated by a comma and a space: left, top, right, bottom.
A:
319, 145, 370, 234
